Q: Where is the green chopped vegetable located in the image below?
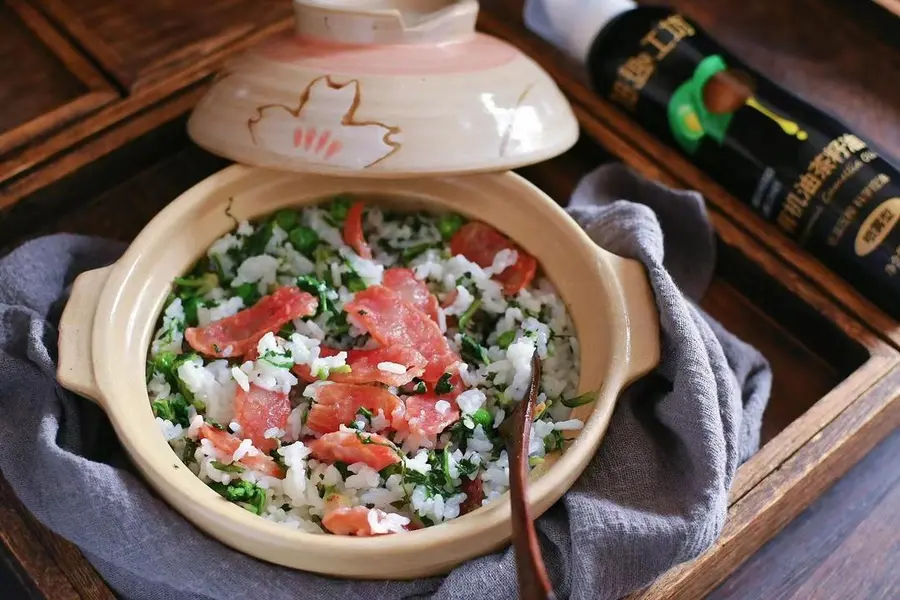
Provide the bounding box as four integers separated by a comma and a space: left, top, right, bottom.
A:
328, 311, 350, 336
496, 330, 516, 349
245, 220, 275, 256
296, 274, 334, 315
412, 380, 427, 394
174, 272, 218, 294
528, 456, 545, 467
460, 333, 490, 365
209, 480, 267, 515
435, 373, 453, 395
151, 394, 190, 428
543, 429, 565, 453
182, 296, 202, 327
149, 350, 178, 386
279, 322, 295, 338
182, 439, 198, 464
313, 245, 335, 264
458, 298, 482, 331
357, 406, 374, 419
274, 209, 298, 231
333, 461, 352, 479
438, 213, 465, 240
260, 353, 294, 369
442, 448, 455, 489
210, 254, 229, 284
401, 242, 432, 263
343, 264, 367, 293
561, 390, 597, 408
234, 282, 261, 306
329, 195, 353, 223
289, 226, 320, 255
380, 464, 402, 479
472, 408, 493, 430
211, 461, 245, 473
270, 450, 288, 472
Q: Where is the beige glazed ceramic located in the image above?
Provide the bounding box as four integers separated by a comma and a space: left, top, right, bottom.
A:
187, 0, 580, 176
55, 0, 662, 581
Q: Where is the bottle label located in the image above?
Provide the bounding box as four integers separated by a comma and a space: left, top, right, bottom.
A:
600, 12, 900, 316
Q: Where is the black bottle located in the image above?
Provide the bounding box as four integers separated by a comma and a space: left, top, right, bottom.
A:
527, 0, 900, 318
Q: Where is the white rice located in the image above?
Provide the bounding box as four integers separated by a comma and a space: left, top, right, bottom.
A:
147, 202, 583, 536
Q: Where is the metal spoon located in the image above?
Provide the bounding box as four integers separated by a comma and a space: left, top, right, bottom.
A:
501, 352, 556, 600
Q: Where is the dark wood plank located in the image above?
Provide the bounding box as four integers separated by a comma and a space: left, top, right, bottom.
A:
0, 0, 117, 156
710, 429, 900, 600
32, 0, 292, 90
628, 359, 900, 600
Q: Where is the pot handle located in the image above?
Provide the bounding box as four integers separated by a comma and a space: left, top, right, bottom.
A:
57, 265, 112, 408
601, 249, 661, 382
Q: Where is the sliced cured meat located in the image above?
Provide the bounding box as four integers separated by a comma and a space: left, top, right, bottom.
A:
321, 506, 408, 536
383, 268, 440, 323
343, 200, 372, 259
305, 382, 404, 434
459, 476, 484, 515
234, 384, 291, 453
449, 221, 537, 295
397, 391, 460, 445
345, 286, 459, 382
293, 346, 426, 386
198, 424, 284, 478
307, 430, 401, 471
185, 287, 317, 358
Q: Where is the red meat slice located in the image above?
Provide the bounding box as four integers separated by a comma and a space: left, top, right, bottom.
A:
198, 424, 284, 478
382, 267, 440, 323
305, 382, 404, 434
343, 201, 372, 259
344, 286, 459, 382
185, 287, 317, 358
307, 430, 401, 471
292, 346, 426, 386
449, 221, 537, 295
234, 384, 291, 453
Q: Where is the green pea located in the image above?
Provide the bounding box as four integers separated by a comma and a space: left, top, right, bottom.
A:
438, 213, 465, 240
274, 209, 298, 231
289, 226, 320, 255
472, 408, 493, 430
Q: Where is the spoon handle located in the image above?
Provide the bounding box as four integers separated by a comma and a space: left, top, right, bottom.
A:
509, 355, 555, 600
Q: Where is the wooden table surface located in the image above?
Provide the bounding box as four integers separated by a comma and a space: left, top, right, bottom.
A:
0, 0, 898, 598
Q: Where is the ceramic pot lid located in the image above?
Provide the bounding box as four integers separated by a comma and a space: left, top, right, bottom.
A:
187, 0, 579, 177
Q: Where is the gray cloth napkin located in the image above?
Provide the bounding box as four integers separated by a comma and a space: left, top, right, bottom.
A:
0, 163, 770, 600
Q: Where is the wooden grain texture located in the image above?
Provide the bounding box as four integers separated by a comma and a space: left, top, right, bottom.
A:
709, 429, 900, 600
0, 0, 116, 156
627, 361, 900, 600
0, 15, 292, 206
31, 0, 292, 90
476, 1, 900, 353
0, 477, 93, 600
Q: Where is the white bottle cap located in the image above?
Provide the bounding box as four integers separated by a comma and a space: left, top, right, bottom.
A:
524, 0, 637, 65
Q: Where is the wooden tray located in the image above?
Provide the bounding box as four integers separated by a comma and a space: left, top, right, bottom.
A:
0, 122, 897, 598
0, 0, 899, 597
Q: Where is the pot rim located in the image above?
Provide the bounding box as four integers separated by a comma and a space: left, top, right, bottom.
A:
69, 164, 657, 576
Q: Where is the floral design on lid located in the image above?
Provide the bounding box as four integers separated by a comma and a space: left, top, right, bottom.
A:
248, 76, 402, 170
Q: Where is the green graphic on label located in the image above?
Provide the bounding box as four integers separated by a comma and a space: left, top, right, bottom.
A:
668, 55, 808, 154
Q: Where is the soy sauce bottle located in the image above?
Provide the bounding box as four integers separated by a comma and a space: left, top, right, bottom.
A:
525, 0, 900, 318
